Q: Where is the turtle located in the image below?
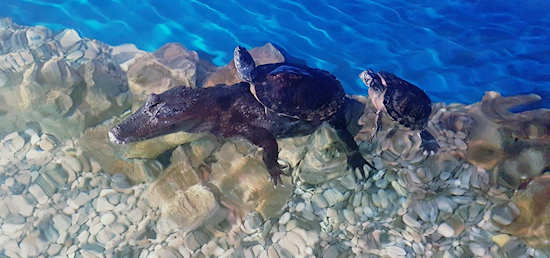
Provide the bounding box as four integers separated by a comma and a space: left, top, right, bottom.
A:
359, 69, 440, 154
234, 46, 375, 183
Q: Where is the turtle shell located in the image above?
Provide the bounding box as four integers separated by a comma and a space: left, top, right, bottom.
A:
251, 63, 346, 122
379, 72, 432, 130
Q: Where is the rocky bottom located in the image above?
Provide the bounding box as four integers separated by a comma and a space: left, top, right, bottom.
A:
1, 92, 550, 258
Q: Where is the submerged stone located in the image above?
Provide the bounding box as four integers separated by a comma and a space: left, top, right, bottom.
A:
497, 174, 550, 249
297, 124, 350, 184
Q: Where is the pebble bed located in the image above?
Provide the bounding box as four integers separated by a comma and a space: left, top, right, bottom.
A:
0, 125, 547, 258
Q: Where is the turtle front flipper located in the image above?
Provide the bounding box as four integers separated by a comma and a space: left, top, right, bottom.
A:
236, 124, 287, 185
420, 129, 439, 154
330, 113, 375, 181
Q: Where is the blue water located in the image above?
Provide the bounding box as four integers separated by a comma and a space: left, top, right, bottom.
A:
3, 0, 550, 107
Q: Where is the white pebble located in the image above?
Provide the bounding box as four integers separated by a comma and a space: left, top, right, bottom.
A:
323, 189, 345, 206
295, 202, 305, 212
279, 212, 291, 225
437, 223, 455, 238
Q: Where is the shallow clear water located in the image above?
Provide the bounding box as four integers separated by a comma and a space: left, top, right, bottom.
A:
2, 0, 549, 106
1, 2, 550, 258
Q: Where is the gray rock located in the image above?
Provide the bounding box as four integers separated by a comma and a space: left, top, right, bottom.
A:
110, 223, 128, 235
33, 174, 57, 197
243, 211, 263, 232
491, 203, 520, 226
95, 196, 115, 212
126, 208, 144, 224
127, 43, 203, 101
385, 245, 406, 256
107, 193, 121, 205
468, 243, 487, 256
55, 29, 81, 50
0, 70, 7, 88
68, 192, 91, 209
437, 223, 456, 238
38, 134, 57, 151
59, 155, 81, 174
80, 243, 105, 254
100, 213, 116, 226
77, 230, 90, 244
414, 200, 438, 223
28, 183, 49, 204
25, 25, 51, 48
184, 230, 210, 251
278, 231, 306, 257
20, 234, 48, 257
298, 125, 350, 184
343, 209, 357, 224
323, 188, 345, 207
279, 212, 291, 225
38, 217, 59, 242
110, 173, 132, 189
95, 228, 116, 245
42, 163, 69, 187
46, 243, 62, 256
402, 213, 421, 229
8, 195, 33, 217
436, 196, 455, 213
152, 246, 183, 258
52, 213, 71, 233
312, 194, 329, 209
25, 147, 52, 165
1, 132, 25, 153
322, 245, 342, 258
3, 239, 21, 258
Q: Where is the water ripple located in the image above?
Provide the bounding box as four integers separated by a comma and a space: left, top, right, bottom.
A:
1, 0, 549, 105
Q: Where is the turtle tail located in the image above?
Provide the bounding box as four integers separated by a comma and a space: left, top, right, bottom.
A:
420, 129, 439, 154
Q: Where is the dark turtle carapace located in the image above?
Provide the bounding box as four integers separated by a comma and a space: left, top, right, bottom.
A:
359, 69, 440, 154
109, 46, 374, 185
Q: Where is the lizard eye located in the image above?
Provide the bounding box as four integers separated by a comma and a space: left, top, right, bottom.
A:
146, 93, 161, 105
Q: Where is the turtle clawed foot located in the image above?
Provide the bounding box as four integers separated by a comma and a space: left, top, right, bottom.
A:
420, 138, 439, 156
268, 164, 290, 186
420, 130, 439, 156
347, 152, 374, 182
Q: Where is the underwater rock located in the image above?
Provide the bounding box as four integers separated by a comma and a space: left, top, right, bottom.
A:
496, 174, 550, 250
54, 29, 81, 50
297, 124, 351, 185
149, 184, 221, 232
209, 139, 293, 219
124, 131, 207, 160
145, 147, 223, 232
79, 124, 163, 183
0, 19, 139, 139
462, 92, 550, 188
202, 42, 285, 87
127, 43, 214, 103
147, 150, 202, 199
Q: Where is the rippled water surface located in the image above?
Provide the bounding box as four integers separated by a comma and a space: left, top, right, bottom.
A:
3, 0, 550, 106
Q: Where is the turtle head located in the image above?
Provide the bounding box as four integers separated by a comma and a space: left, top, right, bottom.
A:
359, 69, 386, 92
234, 46, 256, 82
